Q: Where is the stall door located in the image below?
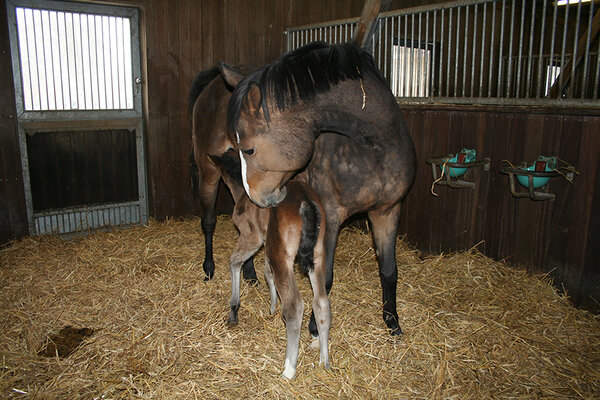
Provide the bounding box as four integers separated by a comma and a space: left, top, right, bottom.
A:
6, 0, 147, 235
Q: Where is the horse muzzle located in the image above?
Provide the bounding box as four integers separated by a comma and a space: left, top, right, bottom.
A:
252, 186, 288, 208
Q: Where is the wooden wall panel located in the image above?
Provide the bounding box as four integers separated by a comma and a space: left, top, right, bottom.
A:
0, 0, 27, 244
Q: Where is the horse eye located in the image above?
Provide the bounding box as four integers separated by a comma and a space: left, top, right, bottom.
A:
242, 148, 255, 156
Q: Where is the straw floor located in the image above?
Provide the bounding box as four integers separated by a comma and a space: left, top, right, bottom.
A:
1, 216, 599, 399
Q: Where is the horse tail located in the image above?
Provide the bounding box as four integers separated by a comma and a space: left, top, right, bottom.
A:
189, 66, 221, 199
295, 200, 321, 275
190, 151, 199, 199
188, 66, 221, 117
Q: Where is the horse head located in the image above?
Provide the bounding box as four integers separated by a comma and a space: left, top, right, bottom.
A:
220, 63, 315, 208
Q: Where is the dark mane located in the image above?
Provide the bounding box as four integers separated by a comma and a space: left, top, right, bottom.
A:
227, 41, 381, 130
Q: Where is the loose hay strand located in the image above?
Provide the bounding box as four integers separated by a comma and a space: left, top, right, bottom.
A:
0, 216, 599, 399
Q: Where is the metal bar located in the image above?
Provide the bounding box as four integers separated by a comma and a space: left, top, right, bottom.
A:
525, 0, 535, 98
497, 0, 506, 96
536, 0, 548, 98
446, 8, 452, 96
558, 2, 570, 97
470, 4, 477, 97
440, 9, 445, 97
570, 0, 583, 98
384, 16, 388, 79
515, 0, 526, 98
405, 14, 409, 96
506, 0, 516, 97
462, 5, 468, 97
410, 13, 415, 95
425, 11, 430, 97
488, 1, 496, 97
479, 2, 486, 97
548, 0, 558, 97
455, 7, 460, 97
432, 9, 437, 97
583, 0, 596, 97
417, 13, 422, 95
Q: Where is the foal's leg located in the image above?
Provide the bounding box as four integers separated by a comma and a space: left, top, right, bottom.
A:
263, 258, 278, 315
228, 236, 262, 325
308, 213, 341, 338
368, 204, 403, 336
269, 249, 304, 379
308, 243, 331, 369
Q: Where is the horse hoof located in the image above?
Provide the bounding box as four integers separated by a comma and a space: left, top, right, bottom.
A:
281, 367, 296, 380
390, 326, 404, 336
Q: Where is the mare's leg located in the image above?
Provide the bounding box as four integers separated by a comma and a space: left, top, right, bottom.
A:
197, 166, 220, 281
368, 204, 403, 336
308, 242, 331, 369
308, 213, 341, 338
228, 237, 262, 325
263, 258, 278, 315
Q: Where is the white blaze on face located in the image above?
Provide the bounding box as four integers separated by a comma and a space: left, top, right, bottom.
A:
236, 131, 252, 198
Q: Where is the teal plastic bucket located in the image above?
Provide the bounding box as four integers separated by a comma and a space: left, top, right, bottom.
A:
516, 156, 557, 188
442, 149, 476, 178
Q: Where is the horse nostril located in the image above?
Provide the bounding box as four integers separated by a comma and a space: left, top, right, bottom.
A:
242, 148, 255, 156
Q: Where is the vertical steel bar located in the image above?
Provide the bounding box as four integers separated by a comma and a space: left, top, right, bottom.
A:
23, 8, 36, 110
32, 10, 46, 110
404, 14, 409, 96
470, 4, 477, 97
526, 0, 536, 98
548, 0, 558, 96
479, 2, 486, 97
558, 2, 570, 97
570, 0, 583, 98
536, 0, 548, 98
410, 13, 415, 96
488, 1, 496, 97
384, 17, 389, 80
396, 15, 400, 96
432, 9, 437, 97
417, 13, 422, 96
515, 0, 526, 98
506, 0, 516, 97
41, 11, 54, 109
440, 9, 445, 96
446, 8, 452, 96
390, 16, 394, 90
425, 11, 429, 96
582, 0, 595, 97
455, 7, 460, 97
462, 5, 468, 97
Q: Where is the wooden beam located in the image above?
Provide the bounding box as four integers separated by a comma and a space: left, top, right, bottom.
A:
353, 0, 392, 49
548, 7, 600, 98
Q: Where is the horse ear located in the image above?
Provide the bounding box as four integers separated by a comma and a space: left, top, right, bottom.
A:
245, 84, 262, 115
219, 62, 244, 87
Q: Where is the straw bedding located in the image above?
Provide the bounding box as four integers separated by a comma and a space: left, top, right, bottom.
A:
1, 216, 598, 399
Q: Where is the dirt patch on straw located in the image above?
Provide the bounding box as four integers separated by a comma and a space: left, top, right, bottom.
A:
1, 216, 599, 399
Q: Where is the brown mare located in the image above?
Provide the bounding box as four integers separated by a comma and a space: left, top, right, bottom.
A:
221, 41, 416, 336
189, 66, 259, 282
208, 149, 331, 379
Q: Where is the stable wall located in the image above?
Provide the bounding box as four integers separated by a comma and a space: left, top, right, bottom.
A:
400, 104, 600, 312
